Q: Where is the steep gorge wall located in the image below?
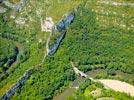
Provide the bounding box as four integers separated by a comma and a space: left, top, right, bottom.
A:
1, 68, 33, 100
47, 11, 76, 55
1, 7, 78, 100
3, 0, 27, 12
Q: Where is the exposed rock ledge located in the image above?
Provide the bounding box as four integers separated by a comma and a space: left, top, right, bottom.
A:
0, 7, 7, 13
3, 0, 27, 12
1, 68, 33, 100
47, 11, 76, 55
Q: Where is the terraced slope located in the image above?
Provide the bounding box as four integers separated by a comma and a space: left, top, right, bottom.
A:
62, 0, 134, 74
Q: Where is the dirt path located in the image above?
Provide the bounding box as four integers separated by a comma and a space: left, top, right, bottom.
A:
99, 79, 134, 97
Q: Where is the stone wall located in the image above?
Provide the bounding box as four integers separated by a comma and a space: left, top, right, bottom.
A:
1, 68, 33, 100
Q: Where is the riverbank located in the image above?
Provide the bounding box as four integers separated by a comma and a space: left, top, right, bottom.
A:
99, 79, 134, 97
53, 69, 134, 100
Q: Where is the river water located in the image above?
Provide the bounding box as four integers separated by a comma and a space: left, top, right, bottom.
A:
53, 69, 134, 100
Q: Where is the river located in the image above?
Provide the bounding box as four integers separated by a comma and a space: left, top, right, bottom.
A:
53, 69, 134, 100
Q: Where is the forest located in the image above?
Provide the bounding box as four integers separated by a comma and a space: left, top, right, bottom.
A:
0, 0, 134, 100
67, 79, 134, 100
0, 37, 18, 74
11, 1, 134, 99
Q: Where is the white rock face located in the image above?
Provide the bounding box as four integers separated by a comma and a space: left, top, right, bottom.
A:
3, 0, 27, 12
15, 17, 26, 26
0, 7, 7, 13
41, 17, 54, 32
2, 68, 33, 100
48, 13, 75, 55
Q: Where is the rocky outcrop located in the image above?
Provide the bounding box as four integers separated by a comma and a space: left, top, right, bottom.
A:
0, 7, 7, 13
1, 68, 33, 100
47, 12, 75, 55
0, 0, 3, 3
3, 0, 27, 12
56, 13, 75, 30
1, 7, 77, 100
48, 31, 66, 55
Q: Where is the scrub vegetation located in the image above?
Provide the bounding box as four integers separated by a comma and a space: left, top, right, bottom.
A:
0, 0, 134, 99
67, 79, 134, 100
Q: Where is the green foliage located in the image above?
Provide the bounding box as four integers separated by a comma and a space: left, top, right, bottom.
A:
0, 0, 81, 98
56, 2, 134, 74
78, 79, 92, 93
0, 0, 134, 99
12, 56, 75, 100
68, 79, 134, 100
14, 1, 134, 99
9, 0, 20, 4
0, 37, 17, 72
